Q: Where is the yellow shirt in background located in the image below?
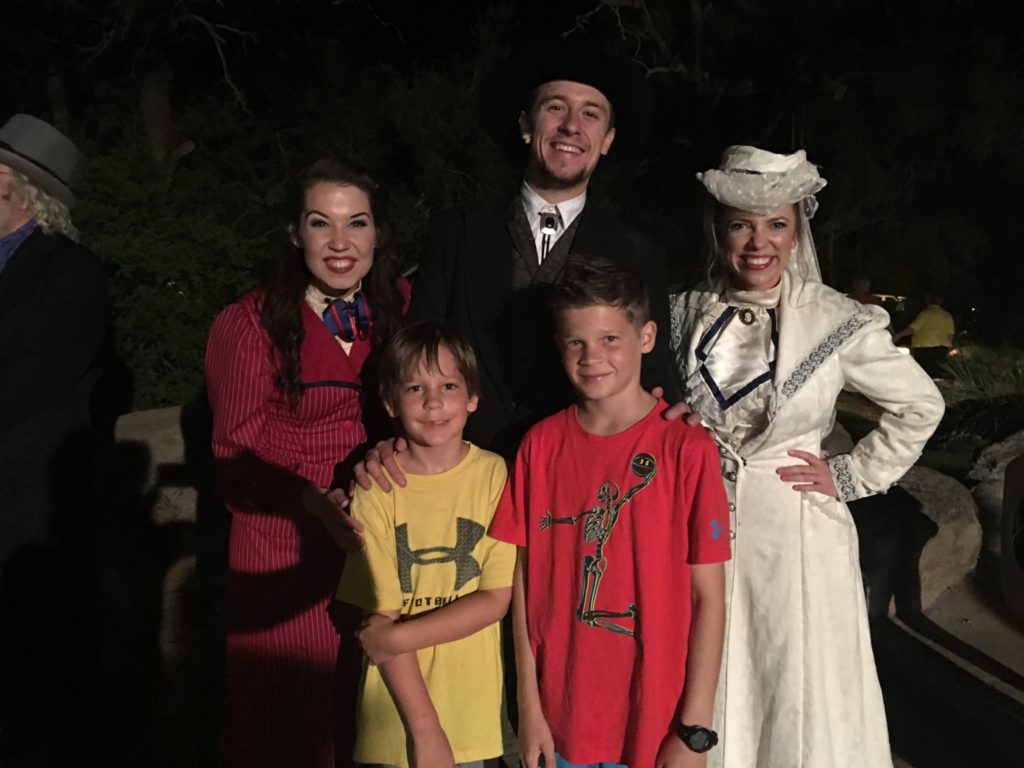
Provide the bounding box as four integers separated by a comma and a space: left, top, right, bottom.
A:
909, 304, 955, 348
336, 443, 514, 767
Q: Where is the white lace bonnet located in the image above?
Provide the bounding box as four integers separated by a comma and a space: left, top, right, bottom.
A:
697, 146, 827, 282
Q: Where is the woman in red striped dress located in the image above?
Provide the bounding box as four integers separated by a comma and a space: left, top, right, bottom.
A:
205, 158, 409, 768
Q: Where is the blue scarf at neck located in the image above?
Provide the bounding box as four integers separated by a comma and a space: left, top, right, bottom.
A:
0, 220, 38, 277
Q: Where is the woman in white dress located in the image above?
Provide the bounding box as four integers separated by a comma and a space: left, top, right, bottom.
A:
669, 146, 945, 768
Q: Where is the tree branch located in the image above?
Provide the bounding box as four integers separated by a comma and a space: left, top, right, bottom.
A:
183, 13, 254, 111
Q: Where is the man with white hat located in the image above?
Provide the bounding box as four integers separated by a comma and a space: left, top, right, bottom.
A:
0, 113, 108, 761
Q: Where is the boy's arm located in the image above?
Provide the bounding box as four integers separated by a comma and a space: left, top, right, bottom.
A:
358, 587, 511, 663
374, 609, 456, 768
511, 550, 556, 768
656, 561, 726, 768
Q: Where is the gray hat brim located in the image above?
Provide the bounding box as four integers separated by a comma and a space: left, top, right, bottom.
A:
0, 144, 76, 209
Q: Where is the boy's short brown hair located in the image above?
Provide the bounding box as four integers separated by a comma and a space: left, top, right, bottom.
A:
378, 320, 481, 409
549, 255, 651, 326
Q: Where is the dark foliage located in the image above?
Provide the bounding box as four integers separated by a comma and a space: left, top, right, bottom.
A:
3, 0, 1022, 406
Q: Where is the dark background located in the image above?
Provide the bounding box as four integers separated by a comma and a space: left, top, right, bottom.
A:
4, 0, 1022, 408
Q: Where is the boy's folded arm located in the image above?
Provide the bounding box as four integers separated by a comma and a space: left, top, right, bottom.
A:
677, 561, 726, 728
389, 586, 512, 653
377, 651, 452, 761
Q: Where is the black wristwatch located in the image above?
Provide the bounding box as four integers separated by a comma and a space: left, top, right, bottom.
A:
675, 722, 718, 753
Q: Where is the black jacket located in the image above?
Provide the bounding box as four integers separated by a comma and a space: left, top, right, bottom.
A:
0, 228, 107, 563
409, 191, 676, 455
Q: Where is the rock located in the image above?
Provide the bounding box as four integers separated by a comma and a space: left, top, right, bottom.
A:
967, 430, 1024, 557
968, 429, 1024, 484
114, 405, 197, 525
823, 421, 854, 456
898, 465, 982, 610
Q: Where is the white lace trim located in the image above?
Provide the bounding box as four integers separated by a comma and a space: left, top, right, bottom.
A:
778, 307, 875, 401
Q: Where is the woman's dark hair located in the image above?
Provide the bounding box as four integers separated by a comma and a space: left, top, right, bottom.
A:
260, 157, 404, 406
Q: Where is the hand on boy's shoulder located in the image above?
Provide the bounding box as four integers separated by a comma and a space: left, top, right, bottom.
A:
651, 386, 704, 429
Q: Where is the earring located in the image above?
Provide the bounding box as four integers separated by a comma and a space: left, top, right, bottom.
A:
521, 133, 531, 145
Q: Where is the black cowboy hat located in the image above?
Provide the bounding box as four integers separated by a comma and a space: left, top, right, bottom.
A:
480, 38, 654, 159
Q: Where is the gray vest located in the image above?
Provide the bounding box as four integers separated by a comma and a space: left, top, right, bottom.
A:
508, 199, 581, 289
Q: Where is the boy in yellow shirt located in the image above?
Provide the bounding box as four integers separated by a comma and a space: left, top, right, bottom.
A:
336, 320, 514, 768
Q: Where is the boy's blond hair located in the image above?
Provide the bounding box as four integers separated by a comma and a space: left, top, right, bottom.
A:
548, 255, 650, 326
378, 320, 481, 409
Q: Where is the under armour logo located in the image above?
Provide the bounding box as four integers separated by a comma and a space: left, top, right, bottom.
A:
396, 517, 484, 593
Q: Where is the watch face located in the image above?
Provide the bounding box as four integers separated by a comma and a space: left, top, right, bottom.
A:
688, 731, 712, 751
677, 724, 718, 753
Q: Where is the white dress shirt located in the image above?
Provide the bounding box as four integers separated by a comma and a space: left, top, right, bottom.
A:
520, 182, 586, 264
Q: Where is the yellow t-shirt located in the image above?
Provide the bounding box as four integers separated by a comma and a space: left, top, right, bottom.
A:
909, 304, 955, 348
336, 443, 515, 767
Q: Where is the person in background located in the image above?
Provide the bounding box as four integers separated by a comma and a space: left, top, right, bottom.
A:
847, 276, 885, 308
892, 292, 955, 377
669, 146, 945, 767
205, 157, 408, 768
0, 113, 109, 764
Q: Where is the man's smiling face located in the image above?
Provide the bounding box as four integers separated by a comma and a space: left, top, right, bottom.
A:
520, 79, 616, 198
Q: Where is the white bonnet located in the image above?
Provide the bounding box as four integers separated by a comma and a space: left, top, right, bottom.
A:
697, 146, 826, 218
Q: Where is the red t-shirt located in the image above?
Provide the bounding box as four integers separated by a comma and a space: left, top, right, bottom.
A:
490, 401, 731, 767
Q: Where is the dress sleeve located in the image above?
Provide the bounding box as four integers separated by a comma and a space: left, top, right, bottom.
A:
205, 299, 308, 513
827, 325, 945, 501
336, 486, 403, 612
477, 460, 517, 590
683, 429, 732, 565
397, 274, 413, 315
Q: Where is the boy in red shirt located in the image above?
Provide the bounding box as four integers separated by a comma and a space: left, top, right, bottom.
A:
489, 257, 730, 768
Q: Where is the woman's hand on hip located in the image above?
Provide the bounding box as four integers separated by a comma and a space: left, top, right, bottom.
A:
353, 437, 408, 492
777, 449, 838, 498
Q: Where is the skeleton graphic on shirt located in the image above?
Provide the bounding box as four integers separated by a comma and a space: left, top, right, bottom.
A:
539, 452, 657, 637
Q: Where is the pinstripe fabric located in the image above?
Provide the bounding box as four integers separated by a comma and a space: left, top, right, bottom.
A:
206, 287, 389, 768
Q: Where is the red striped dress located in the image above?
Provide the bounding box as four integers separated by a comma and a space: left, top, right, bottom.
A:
205, 286, 401, 768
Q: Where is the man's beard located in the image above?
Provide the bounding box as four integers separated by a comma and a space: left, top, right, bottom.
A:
535, 164, 592, 191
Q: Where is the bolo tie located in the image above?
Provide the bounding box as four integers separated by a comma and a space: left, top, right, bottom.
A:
539, 208, 561, 264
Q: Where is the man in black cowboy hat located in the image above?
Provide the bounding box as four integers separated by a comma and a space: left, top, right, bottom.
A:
0, 113, 108, 761
404, 41, 674, 458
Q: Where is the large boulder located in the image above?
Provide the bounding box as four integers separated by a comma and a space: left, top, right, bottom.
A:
898, 465, 982, 609
967, 429, 1024, 556
113, 405, 197, 524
